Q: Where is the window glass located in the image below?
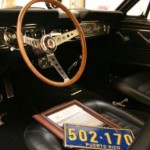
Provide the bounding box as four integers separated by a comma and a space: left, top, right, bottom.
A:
15, 0, 47, 8
84, 0, 124, 11
61, 0, 84, 9
147, 10, 150, 21
62, 0, 124, 10
0, 0, 124, 11
0, 0, 47, 8
127, 0, 149, 16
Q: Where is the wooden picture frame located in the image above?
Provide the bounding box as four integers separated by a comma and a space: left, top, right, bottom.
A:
33, 100, 121, 140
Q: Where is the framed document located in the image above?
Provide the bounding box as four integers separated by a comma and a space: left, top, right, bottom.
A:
33, 100, 121, 140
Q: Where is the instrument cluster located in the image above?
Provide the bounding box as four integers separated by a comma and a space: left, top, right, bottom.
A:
0, 24, 45, 50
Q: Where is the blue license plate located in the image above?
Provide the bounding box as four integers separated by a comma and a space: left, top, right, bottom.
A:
64, 124, 134, 150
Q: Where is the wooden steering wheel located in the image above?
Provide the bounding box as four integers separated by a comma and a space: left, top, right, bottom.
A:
17, 0, 87, 87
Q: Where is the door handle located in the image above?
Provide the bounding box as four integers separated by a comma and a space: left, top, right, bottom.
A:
116, 31, 130, 42
137, 31, 150, 44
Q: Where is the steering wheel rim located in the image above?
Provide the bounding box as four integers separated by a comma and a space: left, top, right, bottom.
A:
17, 0, 87, 87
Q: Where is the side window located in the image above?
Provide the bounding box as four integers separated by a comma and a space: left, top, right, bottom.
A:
147, 10, 150, 20
127, 0, 149, 16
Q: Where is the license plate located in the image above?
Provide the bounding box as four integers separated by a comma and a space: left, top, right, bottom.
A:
64, 124, 134, 150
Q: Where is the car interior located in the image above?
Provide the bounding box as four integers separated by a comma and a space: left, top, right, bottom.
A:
0, 0, 150, 150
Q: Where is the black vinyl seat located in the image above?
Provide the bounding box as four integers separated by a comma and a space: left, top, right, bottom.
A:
24, 123, 64, 150
128, 119, 150, 150
24, 100, 144, 150
114, 72, 150, 105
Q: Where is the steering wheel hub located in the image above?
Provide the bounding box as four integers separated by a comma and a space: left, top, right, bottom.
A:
41, 35, 57, 53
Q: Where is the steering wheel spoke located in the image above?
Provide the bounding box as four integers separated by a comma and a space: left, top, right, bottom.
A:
23, 36, 41, 49
53, 29, 79, 47
47, 53, 70, 82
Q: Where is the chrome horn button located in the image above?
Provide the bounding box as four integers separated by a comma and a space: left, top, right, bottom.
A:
41, 35, 57, 53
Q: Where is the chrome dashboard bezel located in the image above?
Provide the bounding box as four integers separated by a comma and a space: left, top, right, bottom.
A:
0, 24, 45, 51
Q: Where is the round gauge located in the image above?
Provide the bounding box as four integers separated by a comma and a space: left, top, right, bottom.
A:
34, 30, 43, 38
4, 27, 17, 46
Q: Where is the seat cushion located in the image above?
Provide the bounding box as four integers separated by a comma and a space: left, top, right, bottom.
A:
24, 100, 144, 150
24, 123, 64, 150
83, 100, 144, 136
128, 119, 150, 150
115, 72, 150, 105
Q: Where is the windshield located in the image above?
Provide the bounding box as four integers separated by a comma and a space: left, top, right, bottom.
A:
57, 0, 124, 10
0, 0, 47, 9
0, 0, 124, 11
84, 0, 124, 11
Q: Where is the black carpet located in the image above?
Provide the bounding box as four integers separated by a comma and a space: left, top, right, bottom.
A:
0, 98, 32, 150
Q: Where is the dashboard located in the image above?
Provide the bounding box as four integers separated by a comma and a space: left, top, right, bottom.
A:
0, 8, 122, 55
0, 21, 110, 51
0, 8, 123, 52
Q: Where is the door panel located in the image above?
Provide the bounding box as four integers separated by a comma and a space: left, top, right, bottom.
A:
111, 20, 150, 67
